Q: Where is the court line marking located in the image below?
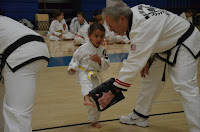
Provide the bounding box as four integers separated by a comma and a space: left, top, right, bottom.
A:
32, 111, 184, 131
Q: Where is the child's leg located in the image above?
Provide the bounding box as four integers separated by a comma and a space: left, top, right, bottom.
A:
74, 36, 84, 45
62, 32, 74, 40
87, 105, 101, 128
49, 35, 61, 41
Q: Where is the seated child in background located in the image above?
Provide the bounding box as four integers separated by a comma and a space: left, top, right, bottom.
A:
74, 17, 98, 46
67, 23, 110, 128
71, 11, 88, 35
48, 10, 73, 41
180, 9, 193, 23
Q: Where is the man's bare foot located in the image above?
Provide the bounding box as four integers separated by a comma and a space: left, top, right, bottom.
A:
91, 123, 102, 128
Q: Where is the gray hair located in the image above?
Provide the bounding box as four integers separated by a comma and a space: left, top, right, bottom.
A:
106, 0, 123, 7
102, 2, 132, 21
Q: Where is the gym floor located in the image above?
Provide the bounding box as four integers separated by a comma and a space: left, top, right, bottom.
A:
31, 31, 199, 132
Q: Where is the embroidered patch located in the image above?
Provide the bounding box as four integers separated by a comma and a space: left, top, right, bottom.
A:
103, 49, 108, 59
138, 4, 169, 19
131, 43, 136, 51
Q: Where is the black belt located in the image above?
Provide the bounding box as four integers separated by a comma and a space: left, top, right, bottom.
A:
0, 35, 45, 79
155, 23, 195, 81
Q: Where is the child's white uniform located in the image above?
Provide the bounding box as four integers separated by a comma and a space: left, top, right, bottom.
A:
74, 24, 90, 45
48, 19, 73, 41
67, 41, 110, 122
73, 20, 88, 35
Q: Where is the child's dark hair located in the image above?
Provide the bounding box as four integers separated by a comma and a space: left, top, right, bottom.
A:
88, 22, 105, 35
53, 10, 63, 19
88, 17, 98, 23
77, 11, 86, 18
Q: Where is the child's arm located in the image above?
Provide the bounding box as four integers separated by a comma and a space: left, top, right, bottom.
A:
90, 49, 110, 72
67, 49, 82, 75
90, 54, 101, 66
62, 19, 68, 34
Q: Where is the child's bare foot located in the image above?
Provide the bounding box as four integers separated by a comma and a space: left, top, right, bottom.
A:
84, 95, 96, 107
91, 122, 102, 128
84, 100, 96, 107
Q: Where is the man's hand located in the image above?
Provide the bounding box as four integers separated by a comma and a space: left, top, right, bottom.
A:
140, 61, 150, 78
98, 90, 114, 108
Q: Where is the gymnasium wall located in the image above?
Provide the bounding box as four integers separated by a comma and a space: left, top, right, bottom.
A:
0, 0, 199, 25
0, 0, 38, 22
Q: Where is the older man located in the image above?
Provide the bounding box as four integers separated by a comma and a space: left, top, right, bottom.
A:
98, 2, 200, 132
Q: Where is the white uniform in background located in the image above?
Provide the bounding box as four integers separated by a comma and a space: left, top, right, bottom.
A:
103, 22, 130, 44
0, 16, 50, 132
70, 17, 78, 34
112, 5, 200, 132
74, 24, 90, 45
73, 20, 88, 35
67, 41, 110, 123
180, 12, 193, 23
48, 19, 73, 41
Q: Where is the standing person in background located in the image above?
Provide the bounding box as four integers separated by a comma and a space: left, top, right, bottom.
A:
48, 10, 74, 41
97, 2, 200, 132
0, 13, 50, 132
180, 9, 193, 23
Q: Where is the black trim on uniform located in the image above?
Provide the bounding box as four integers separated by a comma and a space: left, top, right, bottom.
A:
6, 56, 49, 72
156, 22, 195, 66
0, 35, 47, 79
155, 23, 196, 81
133, 109, 149, 118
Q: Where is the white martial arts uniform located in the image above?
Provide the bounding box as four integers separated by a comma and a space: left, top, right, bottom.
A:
73, 20, 88, 35
70, 17, 78, 34
74, 24, 90, 45
180, 12, 193, 23
67, 41, 110, 122
0, 16, 50, 132
111, 5, 200, 132
48, 19, 73, 41
103, 22, 130, 44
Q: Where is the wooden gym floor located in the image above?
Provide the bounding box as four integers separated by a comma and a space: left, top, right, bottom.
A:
31, 31, 200, 132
